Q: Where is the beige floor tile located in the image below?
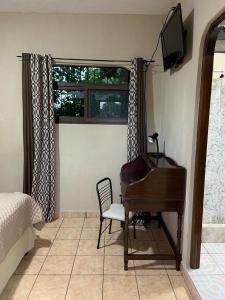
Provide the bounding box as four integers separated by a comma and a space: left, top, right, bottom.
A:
157, 241, 174, 254
146, 220, 159, 229
77, 240, 104, 255
44, 218, 63, 228
131, 227, 154, 241
137, 275, 176, 300
49, 239, 79, 255
103, 275, 139, 300
105, 239, 130, 255
35, 228, 58, 240
61, 212, 85, 218
105, 219, 122, 229
28, 239, 53, 256
104, 256, 135, 275
131, 240, 158, 255
83, 218, 101, 228
151, 228, 168, 241
61, 218, 84, 228
104, 228, 124, 240
15, 256, 45, 275
72, 255, 104, 275
66, 275, 103, 300
40, 255, 74, 275
28, 275, 69, 300
169, 276, 193, 300
80, 228, 100, 240
0, 275, 36, 300
134, 260, 167, 275
86, 212, 99, 218
56, 227, 82, 239
164, 260, 181, 275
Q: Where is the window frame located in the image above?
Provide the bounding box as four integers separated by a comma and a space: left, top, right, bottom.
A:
53, 65, 130, 125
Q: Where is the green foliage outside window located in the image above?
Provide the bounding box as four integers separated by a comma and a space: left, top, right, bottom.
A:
53, 66, 129, 85
52, 65, 130, 123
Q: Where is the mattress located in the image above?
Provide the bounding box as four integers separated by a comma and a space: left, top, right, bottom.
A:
0, 192, 43, 264
0, 226, 35, 294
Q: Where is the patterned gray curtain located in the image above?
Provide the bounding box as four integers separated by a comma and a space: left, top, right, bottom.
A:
127, 59, 138, 161
127, 58, 147, 162
22, 53, 55, 222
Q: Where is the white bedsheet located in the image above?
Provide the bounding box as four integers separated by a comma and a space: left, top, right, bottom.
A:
0, 193, 43, 264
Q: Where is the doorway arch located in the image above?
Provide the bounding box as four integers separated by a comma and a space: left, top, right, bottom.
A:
190, 11, 225, 269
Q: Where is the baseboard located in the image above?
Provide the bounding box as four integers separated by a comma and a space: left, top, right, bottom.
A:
57, 211, 99, 218
181, 264, 202, 300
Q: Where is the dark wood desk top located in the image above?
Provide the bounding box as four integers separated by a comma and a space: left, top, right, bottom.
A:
120, 153, 186, 212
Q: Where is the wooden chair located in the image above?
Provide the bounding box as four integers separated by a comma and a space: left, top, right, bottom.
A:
96, 177, 135, 249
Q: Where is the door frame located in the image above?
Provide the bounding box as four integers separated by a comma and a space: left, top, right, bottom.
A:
190, 11, 225, 269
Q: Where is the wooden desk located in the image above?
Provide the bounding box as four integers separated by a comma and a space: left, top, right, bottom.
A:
120, 153, 186, 271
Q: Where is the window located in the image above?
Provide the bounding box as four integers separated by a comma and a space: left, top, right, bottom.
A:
52, 65, 130, 124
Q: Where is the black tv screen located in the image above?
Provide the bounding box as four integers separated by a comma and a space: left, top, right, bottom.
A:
161, 3, 185, 71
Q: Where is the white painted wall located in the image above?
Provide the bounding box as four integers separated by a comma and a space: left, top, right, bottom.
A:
0, 13, 164, 212
213, 53, 225, 78
152, 0, 225, 268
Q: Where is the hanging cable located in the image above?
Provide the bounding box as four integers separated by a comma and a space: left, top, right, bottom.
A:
149, 7, 176, 64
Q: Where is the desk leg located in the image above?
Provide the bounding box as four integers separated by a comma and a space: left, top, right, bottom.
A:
124, 207, 129, 271
176, 212, 182, 271
157, 212, 162, 228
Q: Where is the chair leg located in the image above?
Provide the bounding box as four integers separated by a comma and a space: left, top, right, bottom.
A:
133, 221, 136, 239
97, 218, 103, 249
109, 219, 112, 234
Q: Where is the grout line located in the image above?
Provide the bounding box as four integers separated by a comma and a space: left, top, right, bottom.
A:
129, 227, 140, 299
134, 273, 141, 300
27, 220, 63, 299
169, 273, 194, 300
64, 216, 85, 300
167, 274, 179, 300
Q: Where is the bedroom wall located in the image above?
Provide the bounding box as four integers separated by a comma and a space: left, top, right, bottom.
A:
213, 53, 225, 78
0, 13, 164, 213
152, 0, 225, 268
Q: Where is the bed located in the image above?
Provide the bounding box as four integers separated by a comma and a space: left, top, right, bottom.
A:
0, 193, 43, 294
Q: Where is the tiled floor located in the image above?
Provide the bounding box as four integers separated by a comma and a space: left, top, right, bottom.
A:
0, 217, 193, 300
189, 243, 225, 300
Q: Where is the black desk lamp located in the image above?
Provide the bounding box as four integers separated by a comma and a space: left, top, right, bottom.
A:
148, 132, 163, 158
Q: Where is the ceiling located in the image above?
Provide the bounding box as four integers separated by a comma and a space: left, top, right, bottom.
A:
0, 0, 172, 14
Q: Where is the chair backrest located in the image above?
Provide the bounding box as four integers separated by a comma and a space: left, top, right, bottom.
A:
96, 177, 113, 217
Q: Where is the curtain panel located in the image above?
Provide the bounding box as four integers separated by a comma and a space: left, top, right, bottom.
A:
203, 77, 225, 223
127, 57, 147, 162
22, 53, 56, 222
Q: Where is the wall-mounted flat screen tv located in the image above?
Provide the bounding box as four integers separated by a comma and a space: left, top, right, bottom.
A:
161, 3, 185, 71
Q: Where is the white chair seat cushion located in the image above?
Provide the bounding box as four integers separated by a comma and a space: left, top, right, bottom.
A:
102, 203, 132, 221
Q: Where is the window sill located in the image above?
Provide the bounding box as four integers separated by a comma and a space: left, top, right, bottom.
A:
55, 117, 128, 125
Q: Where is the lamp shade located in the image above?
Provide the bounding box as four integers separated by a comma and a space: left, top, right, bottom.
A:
147, 133, 158, 144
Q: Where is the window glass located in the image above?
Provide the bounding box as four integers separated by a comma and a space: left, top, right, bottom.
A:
89, 90, 128, 119
54, 89, 84, 118
52, 65, 130, 124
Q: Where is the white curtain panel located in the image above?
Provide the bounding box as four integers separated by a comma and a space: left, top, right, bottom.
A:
203, 77, 225, 224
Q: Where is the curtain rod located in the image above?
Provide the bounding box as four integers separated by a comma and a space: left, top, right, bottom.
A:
16, 55, 152, 64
